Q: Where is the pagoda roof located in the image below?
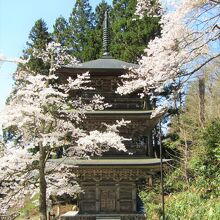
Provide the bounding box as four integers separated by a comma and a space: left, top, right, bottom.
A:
64, 56, 138, 71
54, 157, 170, 169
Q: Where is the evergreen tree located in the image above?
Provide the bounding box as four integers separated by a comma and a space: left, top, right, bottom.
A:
111, 0, 161, 63
27, 19, 51, 50
7, 19, 51, 103
50, 0, 161, 63
67, 0, 96, 62
52, 16, 69, 46
22, 19, 52, 74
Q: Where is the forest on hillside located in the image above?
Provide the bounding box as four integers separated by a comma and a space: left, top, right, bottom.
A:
141, 59, 220, 219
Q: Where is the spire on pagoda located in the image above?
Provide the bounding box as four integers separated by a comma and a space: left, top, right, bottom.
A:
103, 10, 111, 57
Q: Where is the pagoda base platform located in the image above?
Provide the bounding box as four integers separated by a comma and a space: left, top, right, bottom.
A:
61, 212, 145, 220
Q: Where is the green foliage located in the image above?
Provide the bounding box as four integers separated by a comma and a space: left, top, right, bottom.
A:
51, 0, 161, 63
22, 19, 51, 74
7, 19, 51, 104
139, 190, 162, 220
203, 120, 220, 159
188, 120, 220, 198
165, 168, 189, 192
213, 147, 220, 161
52, 16, 70, 46
27, 19, 51, 49
67, 0, 96, 62
111, 0, 161, 63
165, 192, 220, 220
157, 64, 220, 219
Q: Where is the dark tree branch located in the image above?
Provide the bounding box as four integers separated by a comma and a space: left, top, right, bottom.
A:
186, 53, 220, 77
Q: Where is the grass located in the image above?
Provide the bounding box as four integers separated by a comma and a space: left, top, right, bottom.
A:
14, 194, 39, 219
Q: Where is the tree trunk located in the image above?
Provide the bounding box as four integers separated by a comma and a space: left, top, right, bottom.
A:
39, 145, 47, 220
182, 127, 189, 188
199, 78, 205, 127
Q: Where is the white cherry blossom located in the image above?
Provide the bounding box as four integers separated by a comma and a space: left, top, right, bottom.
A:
118, 0, 220, 116
0, 42, 127, 215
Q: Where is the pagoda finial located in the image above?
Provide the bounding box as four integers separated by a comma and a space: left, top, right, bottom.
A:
103, 10, 110, 57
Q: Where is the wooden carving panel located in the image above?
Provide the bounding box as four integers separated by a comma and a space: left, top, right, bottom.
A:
119, 186, 133, 213
81, 202, 96, 213
80, 186, 96, 213
74, 168, 152, 182
119, 187, 132, 200
100, 188, 116, 213
83, 187, 96, 200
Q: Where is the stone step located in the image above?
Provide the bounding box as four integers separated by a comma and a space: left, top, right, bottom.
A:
96, 217, 121, 220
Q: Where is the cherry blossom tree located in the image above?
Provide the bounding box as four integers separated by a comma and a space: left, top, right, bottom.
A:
0, 42, 127, 219
118, 0, 220, 112
0, 54, 27, 69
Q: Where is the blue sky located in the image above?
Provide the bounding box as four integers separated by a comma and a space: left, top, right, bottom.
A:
0, 0, 111, 110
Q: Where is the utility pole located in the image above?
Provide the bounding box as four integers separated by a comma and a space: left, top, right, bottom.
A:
159, 119, 165, 219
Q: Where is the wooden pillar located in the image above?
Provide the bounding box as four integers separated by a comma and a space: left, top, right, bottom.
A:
132, 183, 137, 213
96, 183, 100, 213
147, 131, 154, 157
116, 183, 120, 212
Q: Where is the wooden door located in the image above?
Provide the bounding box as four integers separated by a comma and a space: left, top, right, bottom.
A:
100, 187, 116, 213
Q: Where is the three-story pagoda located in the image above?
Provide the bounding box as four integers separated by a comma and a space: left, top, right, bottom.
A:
60, 11, 166, 220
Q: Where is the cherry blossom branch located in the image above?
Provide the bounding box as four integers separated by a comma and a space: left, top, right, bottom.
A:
183, 53, 220, 77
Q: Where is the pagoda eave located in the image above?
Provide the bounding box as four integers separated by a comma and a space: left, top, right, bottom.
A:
53, 158, 171, 177
85, 110, 153, 116
60, 157, 169, 167
85, 110, 162, 128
